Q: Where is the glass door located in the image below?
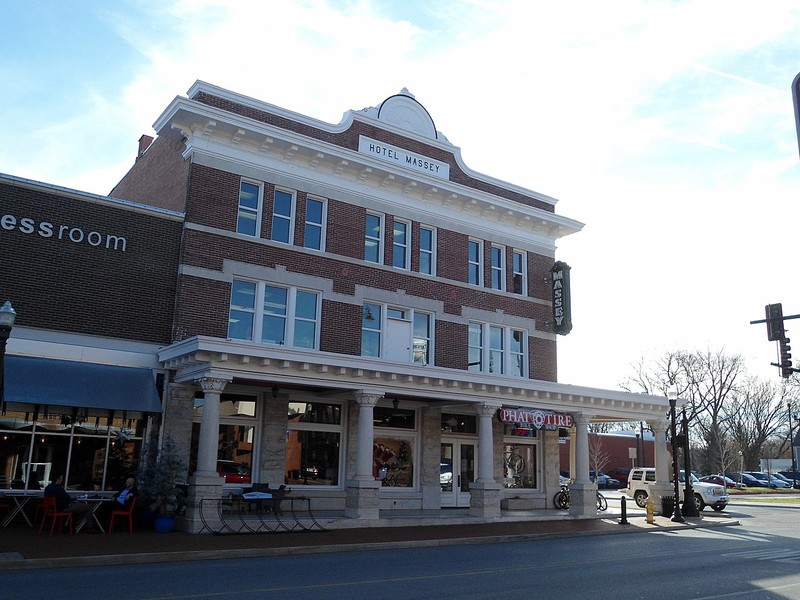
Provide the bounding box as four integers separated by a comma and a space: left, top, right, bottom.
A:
440, 439, 476, 508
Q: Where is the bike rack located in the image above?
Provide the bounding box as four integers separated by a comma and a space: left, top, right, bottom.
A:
198, 494, 328, 535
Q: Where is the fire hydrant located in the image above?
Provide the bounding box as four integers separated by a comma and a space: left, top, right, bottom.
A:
646, 497, 655, 524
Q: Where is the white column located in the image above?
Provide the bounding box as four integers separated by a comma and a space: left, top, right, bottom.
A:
354, 390, 382, 481
194, 377, 230, 477
651, 418, 671, 484
573, 413, 591, 484
476, 403, 498, 483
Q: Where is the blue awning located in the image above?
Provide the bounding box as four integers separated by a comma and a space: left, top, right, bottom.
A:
4, 355, 163, 414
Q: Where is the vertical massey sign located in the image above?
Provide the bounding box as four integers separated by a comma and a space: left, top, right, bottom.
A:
550, 261, 572, 335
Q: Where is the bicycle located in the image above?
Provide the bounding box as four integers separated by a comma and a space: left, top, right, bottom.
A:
552, 485, 608, 512
504, 448, 525, 475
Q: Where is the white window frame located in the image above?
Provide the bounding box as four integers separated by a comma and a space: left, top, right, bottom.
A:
236, 179, 263, 237
468, 239, 483, 286
271, 188, 296, 244
512, 250, 527, 295
392, 219, 411, 270
365, 212, 384, 264
491, 245, 505, 291
304, 196, 326, 251
467, 321, 527, 377
418, 225, 436, 276
228, 279, 320, 349
362, 303, 434, 365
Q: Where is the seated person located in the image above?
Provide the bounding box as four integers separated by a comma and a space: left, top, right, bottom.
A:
113, 477, 138, 509
43, 474, 92, 519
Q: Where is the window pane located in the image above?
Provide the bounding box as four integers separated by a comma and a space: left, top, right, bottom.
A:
362, 330, 380, 357
293, 320, 316, 348
365, 214, 381, 263
374, 437, 413, 487
304, 198, 323, 250
237, 211, 257, 237
306, 198, 323, 223
304, 225, 321, 250
228, 280, 256, 340
288, 402, 342, 424
272, 190, 293, 243
262, 286, 287, 344
271, 216, 291, 243
285, 430, 340, 485
274, 190, 293, 216
295, 291, 317, 320
413, 312, 430, 365
239, 181, 260, 210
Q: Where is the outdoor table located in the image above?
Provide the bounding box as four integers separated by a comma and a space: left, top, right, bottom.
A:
0, 490, 43, 528
72, 492, 115, 533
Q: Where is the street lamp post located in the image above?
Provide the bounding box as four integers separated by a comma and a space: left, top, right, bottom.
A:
790, 403, 797, 490
681, 407, 699, 517
668, 388, 685, 523
0, 300, 17, 413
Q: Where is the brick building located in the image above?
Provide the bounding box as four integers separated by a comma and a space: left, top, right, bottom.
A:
3, 82, 680, 530
0, 173, 182, 493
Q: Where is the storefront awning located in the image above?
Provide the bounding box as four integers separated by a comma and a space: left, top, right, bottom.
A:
3, 356, 163, 414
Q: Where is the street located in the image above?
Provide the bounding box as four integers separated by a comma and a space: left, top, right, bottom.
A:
3, 501, 800, 599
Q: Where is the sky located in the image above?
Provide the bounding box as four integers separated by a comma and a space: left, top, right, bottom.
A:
3, 0, 800, 392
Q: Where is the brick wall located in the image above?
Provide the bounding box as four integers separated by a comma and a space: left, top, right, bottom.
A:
0, 179, 182, 344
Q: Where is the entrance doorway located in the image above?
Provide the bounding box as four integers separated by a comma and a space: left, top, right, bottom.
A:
440, 439, 475, 507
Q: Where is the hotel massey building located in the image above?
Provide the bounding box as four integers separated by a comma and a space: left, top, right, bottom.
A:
3, 82, 678, 531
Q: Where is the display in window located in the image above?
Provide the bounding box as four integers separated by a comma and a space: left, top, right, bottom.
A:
503, 443, 537, 489
373, 439, 413, 487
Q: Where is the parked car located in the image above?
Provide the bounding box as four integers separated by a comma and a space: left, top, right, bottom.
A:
699, 475, 746, 490
745, 471, 790, 489
739, 473, 762, 487
216, 460, 251, 484
624, 467, 728, 511
590, 471, 620, 488
778, 471, 800, 488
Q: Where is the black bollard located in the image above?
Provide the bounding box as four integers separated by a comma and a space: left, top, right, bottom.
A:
619, 495, 629, 525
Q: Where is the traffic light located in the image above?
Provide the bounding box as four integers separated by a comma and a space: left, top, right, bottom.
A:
766, 303, 785, 341
780, 337, 793, 378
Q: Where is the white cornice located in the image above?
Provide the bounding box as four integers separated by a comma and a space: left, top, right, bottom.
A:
159, 336, 670, 421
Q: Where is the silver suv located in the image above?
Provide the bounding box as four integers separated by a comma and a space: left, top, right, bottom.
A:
624, 467, 729, 512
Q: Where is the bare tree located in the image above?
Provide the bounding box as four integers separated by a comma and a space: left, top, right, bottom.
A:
726, 379, 788, 471
588, 426, 611, 482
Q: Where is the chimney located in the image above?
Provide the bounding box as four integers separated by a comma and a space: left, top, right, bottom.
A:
137, 135, 154, 161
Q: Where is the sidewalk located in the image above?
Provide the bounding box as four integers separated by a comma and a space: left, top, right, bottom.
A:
0, 510, 739, 571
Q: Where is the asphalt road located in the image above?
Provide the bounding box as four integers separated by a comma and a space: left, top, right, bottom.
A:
3, 501, 799, 600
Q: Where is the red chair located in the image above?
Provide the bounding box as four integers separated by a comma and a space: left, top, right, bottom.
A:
38, 496, 73, 536
108, 496, 137, 534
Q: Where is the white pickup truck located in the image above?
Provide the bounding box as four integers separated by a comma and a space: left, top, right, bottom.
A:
624, 467, 729, 511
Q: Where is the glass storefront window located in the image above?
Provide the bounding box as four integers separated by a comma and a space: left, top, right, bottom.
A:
441, 413, 477, 434
502, 423, 538, 489
0, 409, 144, 491
288, 402, 341, 424
373, 437, 413, 487
285, 430, 340, 485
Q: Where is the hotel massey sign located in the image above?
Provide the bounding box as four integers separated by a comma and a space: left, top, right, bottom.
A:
358, 135, 450, 180
550, 261, 572, 335
497, 408, 574, 430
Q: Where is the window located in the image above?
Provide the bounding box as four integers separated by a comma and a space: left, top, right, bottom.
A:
413, 312, 431, 365
468, 322, 526, 377
419, 226, 435, 275
502, 422, 539, 489
271, 189, 295, 244
228, 279, 320, 349
287, 401, 343, 486
237, 180, 262, 236
304, 196, 325, 250
365, 213, 383, 263
491, 245, 505, 290
0, 409, 144, 492
361, 303, 382, 357
468, 240, 483, 286
392, 220, 410, 269
191, 393, 256, 484
512, 250, 526, 295
362, 303, 434, 365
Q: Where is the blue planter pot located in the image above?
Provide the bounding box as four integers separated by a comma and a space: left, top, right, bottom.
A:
153, 515, 175, 533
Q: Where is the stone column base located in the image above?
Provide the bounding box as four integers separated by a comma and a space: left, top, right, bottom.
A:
182, 474, 225, 533
345, 478, 381, 519
568, 482, 597, 517
469, 481, 502, 518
